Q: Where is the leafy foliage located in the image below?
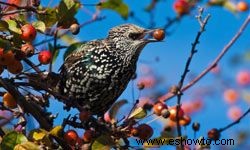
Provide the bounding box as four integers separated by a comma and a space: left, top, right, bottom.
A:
99, 0, 129, 19
1, 131, 28, 150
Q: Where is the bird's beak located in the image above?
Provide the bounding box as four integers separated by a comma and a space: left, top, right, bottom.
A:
142, 29, 162, 43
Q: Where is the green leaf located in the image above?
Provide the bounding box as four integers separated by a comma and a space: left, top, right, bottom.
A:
62, 0, 78, 10
1, 131, 28, 150
109, 99, 128, 123
145, 0, 158, 12
14, 141, 40, 150
37, 7, 58, 27
92, 135, 114, 150
49, 126, 63, 137
128, 107, 147, 119
32, 21, 46, 33
0, 38, 11, 50
28, 129, 48, 141
60, 34, 79, 45
6, 20, 21, 34
223, 1, 237, 13
99, 0, 129, 19
0, 20, 9, 31
58, 0, 80, 28
63, 42, 83, 60
207, 0, 225, 6
48, 43, 60, 63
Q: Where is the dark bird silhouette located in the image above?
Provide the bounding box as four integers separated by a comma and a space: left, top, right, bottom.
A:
58, 24, 161, 115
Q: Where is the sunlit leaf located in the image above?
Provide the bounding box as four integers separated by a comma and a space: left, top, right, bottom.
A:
92, 135, 114, 150
0, 131, 28, 150
223, 1, 237, 13
48, 43, 60, 63
6, 20, 22, 34
14, 141, 40, 150
128, 107, 147, 119
49, 126, 63, 137
60, 34, 79, 45
32, 21, 46, 33
37, 7, 58, 27
63, 42, 84, 60
99, 0, 129, 19
109, 99, 128, 123
207, 0, 225, 6
28, 129, 48, 141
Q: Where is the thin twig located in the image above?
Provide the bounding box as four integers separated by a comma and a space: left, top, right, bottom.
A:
34, 16, 106, 46
219, 107, 250, 132
159, 14, 250, 103
175, 8, 210, 141
0, 1, 43, 14
0, 78, 52, 130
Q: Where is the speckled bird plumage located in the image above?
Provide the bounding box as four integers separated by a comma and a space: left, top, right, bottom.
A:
58, 24, 158, 115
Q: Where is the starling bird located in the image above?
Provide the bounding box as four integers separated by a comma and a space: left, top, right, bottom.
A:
58, 24, 160, 115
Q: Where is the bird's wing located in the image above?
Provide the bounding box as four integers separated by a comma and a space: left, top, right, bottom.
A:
58, 40, 103, 94
60, 40, 102, 71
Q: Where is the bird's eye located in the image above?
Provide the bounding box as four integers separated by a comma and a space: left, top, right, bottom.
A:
129, 33, 143, 40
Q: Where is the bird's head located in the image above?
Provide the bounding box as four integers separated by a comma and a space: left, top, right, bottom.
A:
107, 24, 160, 53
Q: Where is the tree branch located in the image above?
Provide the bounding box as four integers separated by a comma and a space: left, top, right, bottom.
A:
159, 14, 250, 102
175, 8, 210, 142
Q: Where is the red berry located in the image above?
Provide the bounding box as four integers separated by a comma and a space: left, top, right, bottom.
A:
104, 112, 111, 123
153, 29, 165, 41
179, 115, 191, 126
169, 106, 184, 121
223, 89, 238, 104
82, 130, 94, 143
7, 60, 23, 74
70, 23, 80, 35
130, 128, 139, 137
173, 0, 190, 16
236, 70, 250, 86
192, 122, 200, 131
237, 1, 249, 12
137, 124, 153, 140
153, 102, 168, 116
208, 128, 221, 140
21, 44, 35, 57
20, 24, 37, 42
79, 111, 91, 122
0, 50, 15, 66
38, 50, 52, 65
161, 109, 170, 118
64, 130, 79, 146
227, 106, 242, 121
3, 92, 17, 109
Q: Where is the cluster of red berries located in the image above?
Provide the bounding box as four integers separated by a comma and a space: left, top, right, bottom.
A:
63, 129, 95, 147
153, 102, 191, 126
0, 23, 53, 76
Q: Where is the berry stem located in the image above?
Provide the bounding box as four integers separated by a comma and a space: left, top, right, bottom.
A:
219, 107, 250, 132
